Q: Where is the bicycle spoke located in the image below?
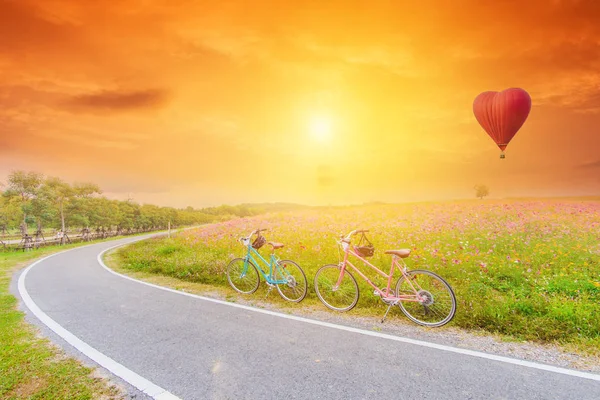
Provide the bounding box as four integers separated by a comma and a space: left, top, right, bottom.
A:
226, 258, 260, 294
274, 260, 308, 303
314, 265, 359, 312
395, 270, 456, 327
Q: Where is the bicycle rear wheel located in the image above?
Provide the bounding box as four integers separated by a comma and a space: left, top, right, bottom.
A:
395, 269, 456, 327
226, 258, 260, 294
274, 259, 308, 303
314, 264, 359, 312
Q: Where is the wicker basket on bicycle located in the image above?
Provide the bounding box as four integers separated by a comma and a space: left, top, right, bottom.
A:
252, 232, 266, 249
354, 231, 375, 258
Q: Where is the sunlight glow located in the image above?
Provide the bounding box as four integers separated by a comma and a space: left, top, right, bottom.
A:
309, 116, 333, 142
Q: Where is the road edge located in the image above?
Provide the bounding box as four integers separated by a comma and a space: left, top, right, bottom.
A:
16, 235, 183, 400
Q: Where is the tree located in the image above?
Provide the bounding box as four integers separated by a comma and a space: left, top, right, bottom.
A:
88, 197, 118, 232
29, 192, 55, 231
162, 207, 178, 229
116, 200, 139, 233
67, 182, 103, 229
39, 177, 75, 243
0, 195, 22, 231
3, 171, 44, 234
73, 182, 102, 198
474, 184, 490, 199
140, 204, 161, 230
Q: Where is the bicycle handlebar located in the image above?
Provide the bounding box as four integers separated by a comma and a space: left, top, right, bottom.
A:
340, 229, 369, 242
240, 228, 268, 242
252, 228, 267, 237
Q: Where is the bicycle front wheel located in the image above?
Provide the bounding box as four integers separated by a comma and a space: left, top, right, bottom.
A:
395, 269, 456, 327
314, 264, 359, 312
226, 258, 260, 294
274, 260, 308, 303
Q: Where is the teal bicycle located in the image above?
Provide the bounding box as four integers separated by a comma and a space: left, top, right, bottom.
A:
226, 229, 308, 303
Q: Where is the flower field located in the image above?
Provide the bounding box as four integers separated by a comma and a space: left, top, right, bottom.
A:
115, 199, 600, 352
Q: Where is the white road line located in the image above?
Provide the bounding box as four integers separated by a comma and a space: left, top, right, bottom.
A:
17, 241, 183, 400
98, 242, 600, 384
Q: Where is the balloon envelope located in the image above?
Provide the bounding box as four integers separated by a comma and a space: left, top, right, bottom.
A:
473, 88, 531, 153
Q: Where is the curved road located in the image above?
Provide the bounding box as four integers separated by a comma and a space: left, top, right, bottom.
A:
13, 235, 600, 400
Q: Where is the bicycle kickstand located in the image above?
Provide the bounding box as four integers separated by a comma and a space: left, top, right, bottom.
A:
265, 283, 275, 299
381, 300, 400, 324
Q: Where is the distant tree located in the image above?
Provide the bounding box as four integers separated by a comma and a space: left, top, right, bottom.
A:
0, 195, 22, 231
2, 170, 307, 240
39, 177, 76, 243
89, 197, 118, 231
3, 171, 44, 234
157, 207, 177, 229
140, 204, 161, 230
474, 184, 490, 199
73, 182, 102, 198
66, 182, 102, 230
116, 200, 139, 233
30, 191, 55, 231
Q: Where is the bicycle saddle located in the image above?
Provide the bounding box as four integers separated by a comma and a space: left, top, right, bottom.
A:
384, 249, 411, 258
268, 241, 284, 249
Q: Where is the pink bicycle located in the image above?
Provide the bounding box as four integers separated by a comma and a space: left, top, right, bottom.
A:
314, 229, 457, 327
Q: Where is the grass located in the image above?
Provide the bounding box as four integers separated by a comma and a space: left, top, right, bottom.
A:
112, 199, 600, 355
0, 244, 127, 399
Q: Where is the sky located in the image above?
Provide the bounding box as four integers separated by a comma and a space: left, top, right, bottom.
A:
1, 0, 600, 207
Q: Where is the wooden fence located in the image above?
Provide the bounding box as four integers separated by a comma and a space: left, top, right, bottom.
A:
0, 226, 176, 252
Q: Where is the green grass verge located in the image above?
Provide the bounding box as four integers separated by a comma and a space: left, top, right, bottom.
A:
112, 200, 600, 356
0, 244, 126, 399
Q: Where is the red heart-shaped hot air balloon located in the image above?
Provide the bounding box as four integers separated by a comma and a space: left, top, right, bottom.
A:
473, 88, 531, 158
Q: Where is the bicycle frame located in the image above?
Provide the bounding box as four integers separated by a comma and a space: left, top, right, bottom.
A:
239, 236, 288, 285
336, 238, 423, 303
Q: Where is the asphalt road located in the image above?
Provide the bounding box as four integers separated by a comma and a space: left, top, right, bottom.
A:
13, 235, 600, 400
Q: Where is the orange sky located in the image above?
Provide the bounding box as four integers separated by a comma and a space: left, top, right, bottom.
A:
1, 0, 599, 207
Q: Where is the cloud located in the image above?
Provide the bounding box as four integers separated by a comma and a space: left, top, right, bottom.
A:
61, 89, 170, 113
579, 160, 600, 169
0, 1, 80, 54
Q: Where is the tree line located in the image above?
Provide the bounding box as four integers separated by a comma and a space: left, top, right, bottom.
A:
0, 170, 278, 238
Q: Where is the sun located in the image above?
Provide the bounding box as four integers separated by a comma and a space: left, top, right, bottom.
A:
309, 115, 333, 142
